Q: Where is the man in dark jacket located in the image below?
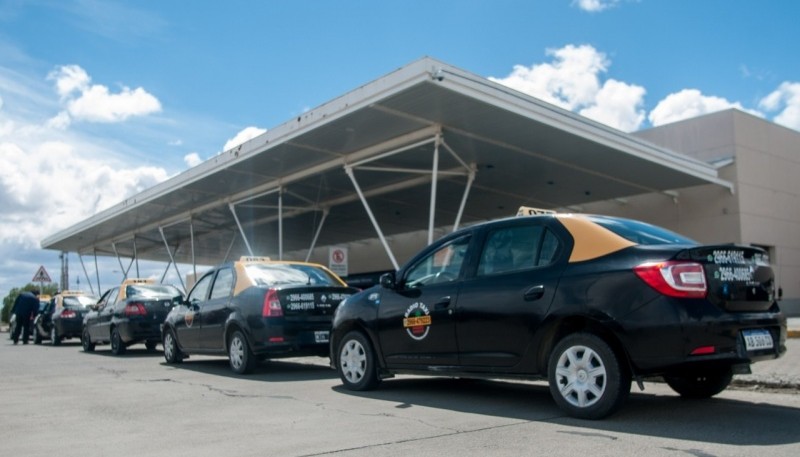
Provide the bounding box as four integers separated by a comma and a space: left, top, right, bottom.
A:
11, 290, 40, 345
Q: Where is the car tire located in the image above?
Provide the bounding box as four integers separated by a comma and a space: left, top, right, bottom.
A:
110, 327, 127, 355
82, 329, 95, 352
228, 330, 256, 374
548, 332, 631, 420
163, 330, 183, 364
34, 327, 42, 345
51, 325, 61, 346
664, 368, 733, 399
337, 331, 380, 391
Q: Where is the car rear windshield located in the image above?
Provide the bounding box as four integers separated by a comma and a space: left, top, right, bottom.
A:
586, 215, 698, 246
63, 295, 97, 308
246, 264, 342, 287
126, 284, 182, 298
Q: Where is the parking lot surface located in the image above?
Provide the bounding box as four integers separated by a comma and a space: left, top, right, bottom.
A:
2, 339, 800, 457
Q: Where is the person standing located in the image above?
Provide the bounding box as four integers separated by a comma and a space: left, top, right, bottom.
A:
11, 290, 40, 345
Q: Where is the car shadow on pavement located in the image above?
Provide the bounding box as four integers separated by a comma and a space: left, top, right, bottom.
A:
159, 357, 338, 382
332, 377, 800, 446
80, 347, 165, 358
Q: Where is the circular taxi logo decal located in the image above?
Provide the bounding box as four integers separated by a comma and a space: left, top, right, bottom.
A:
403, 302, 431, 341
184, 312, 195, 328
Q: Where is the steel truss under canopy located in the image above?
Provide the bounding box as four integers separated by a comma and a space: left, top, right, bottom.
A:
42, 57, 732, 292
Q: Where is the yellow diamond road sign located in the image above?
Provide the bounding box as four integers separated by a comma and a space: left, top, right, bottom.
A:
32, 266, 51, 283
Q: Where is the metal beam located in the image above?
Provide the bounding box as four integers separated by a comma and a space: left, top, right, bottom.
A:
229, 203, 254, 256
305, 208, 330, 262
159, 227, 186, 293
345, 166, 399, 271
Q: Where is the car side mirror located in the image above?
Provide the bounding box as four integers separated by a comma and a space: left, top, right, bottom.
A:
379, 272, 396, 290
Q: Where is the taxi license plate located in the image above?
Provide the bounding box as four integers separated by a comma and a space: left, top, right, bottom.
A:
314, 331, 329, 343
742, 329, 773, 351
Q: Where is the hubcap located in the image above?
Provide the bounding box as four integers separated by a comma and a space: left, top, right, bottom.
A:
340, 339, 367, 383
555, 345, 607, 408
230, 336, 244, 369
164, 334, 174, 360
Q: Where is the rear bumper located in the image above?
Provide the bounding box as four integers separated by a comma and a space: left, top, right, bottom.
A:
247, 319, 332, 358
56, 319, 83, 338
117, 319, 164, 344
620, 298, 786, 375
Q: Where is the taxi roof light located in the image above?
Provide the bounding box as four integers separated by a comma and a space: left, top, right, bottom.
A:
516, 206, 556, 217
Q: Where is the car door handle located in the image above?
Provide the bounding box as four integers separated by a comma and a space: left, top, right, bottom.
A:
524, 285, 545, 301
434, 296, 452, 309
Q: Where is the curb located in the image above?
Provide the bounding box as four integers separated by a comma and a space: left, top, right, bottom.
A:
788, 330, 800, 339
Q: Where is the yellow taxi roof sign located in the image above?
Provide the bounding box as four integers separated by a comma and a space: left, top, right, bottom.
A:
239, 256, 272, 263
121, 278, 155, 285
517, 206, 556, 217
59, 290, 88, 296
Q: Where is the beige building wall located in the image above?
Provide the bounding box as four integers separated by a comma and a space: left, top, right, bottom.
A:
583, 110, 800, 307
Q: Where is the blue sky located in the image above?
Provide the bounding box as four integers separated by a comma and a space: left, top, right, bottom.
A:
1, 0, 799, 302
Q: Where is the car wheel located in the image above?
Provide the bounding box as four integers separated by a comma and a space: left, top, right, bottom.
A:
51, 326, 61, 346
110, 327, 127, 355
548, 332, 631, 420
82, 329, 95, 352
163, 330, 183, 364
337, 331, 380, 391
664, 368, 733, 398
33, 327, 42, 345
228, 330, 256, 374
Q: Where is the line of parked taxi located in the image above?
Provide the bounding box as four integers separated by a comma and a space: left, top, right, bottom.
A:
33, 208, 788, 419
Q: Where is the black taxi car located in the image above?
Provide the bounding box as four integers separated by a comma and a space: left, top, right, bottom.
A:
33, 291, 97, 345
82, 279, 183, 355
162, 257, 359, 374
330, 207, 787, 419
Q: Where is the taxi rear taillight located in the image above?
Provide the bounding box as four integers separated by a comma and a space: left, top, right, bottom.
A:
634, 261, 707, 298
262, 289, 283, 318
61, 309, 77, 319
124, 302, 147, 317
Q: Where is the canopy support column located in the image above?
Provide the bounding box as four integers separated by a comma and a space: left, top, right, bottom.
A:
223, 231, 237, 263
427, 134, 441, 245
305, 209, 329, 262
78, 254, 95, 295
93, 249, 101, 295
278, 188, 283, 260
190, 217, 197, 282
159, 227, 186, 293
345, 166, 399, 271
229, 203, 254, 256
453, 166, 476, 232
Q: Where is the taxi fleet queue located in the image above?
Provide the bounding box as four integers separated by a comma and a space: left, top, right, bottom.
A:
7, 207, 789, 420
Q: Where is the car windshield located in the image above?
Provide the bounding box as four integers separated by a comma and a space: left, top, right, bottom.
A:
62, 295, 98, 308
246, 264, 341, 287
126, 284, 182, 298
586, 215, 698, 246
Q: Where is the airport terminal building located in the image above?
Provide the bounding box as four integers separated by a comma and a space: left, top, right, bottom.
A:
41, 58, 800, 313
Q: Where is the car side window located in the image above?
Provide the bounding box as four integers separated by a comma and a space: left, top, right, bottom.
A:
209, 268, 233, 300
188, 272, 214, 303
477, 225, 559, 276
405, 235, 471, 288
105, 289, 119, 308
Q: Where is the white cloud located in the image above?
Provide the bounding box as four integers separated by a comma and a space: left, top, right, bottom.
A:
572, 0, 620, 13
223, 126, 267, 151
489, 44, 646, 131
47, 64, 161, 125
579, 79, 646, 132
184, 152, 202, 167
0, 140, 169, 248
0, 63, 173, 305
759, 82, 800, 130
648, 89, 761, 126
